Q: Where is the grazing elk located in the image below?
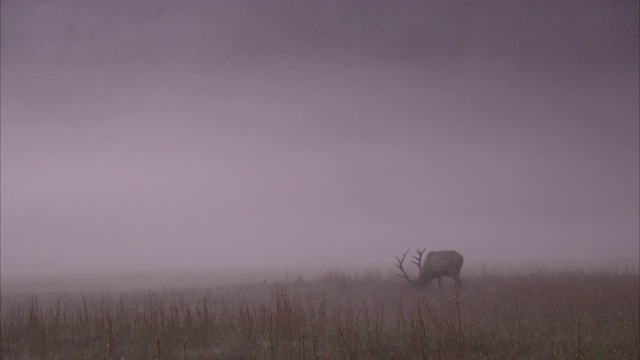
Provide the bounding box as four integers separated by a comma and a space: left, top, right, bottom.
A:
395, 249, 464, 290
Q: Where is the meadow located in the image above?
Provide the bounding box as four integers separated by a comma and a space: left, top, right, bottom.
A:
1, 268, 638, 359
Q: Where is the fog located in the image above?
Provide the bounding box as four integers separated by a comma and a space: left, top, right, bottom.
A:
1, 0, 638, 279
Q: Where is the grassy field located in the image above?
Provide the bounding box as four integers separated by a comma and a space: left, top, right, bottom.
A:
1, 268, 638, 359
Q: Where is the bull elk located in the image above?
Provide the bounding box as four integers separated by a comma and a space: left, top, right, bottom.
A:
395, 249, 464, 289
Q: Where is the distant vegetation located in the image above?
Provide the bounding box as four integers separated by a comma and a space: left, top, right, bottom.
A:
10, 0, 636, 68
1, 269, 638, 359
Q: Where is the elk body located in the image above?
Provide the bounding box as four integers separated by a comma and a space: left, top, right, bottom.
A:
395, 249, 464, 289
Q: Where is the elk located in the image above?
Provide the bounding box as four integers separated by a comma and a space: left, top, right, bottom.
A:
395, 249, 464, 290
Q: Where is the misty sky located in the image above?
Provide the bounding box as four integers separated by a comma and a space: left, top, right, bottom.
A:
1, 0, 638, 276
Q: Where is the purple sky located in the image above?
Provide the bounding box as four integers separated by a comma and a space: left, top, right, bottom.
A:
2, 0, 638, 276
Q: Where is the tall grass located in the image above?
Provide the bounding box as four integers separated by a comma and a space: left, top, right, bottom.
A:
1, 269, 638, 359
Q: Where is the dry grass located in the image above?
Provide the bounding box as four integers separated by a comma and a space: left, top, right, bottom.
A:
1, 269, 638, 359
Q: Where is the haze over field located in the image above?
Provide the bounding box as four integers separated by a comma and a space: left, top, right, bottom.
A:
1, 0, 638, 279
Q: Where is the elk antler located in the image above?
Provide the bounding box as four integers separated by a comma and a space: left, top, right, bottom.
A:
411, 248, 426, 271
395, 249, 414, 283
